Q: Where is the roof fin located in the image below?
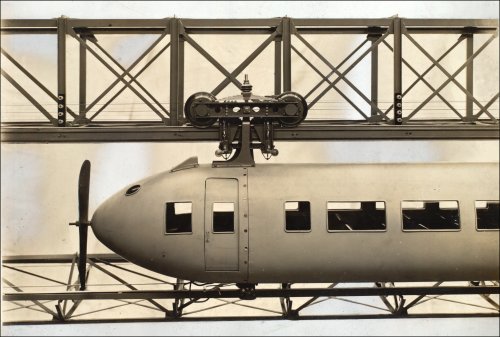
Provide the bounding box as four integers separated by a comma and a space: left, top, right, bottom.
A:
170, 156, 199, 172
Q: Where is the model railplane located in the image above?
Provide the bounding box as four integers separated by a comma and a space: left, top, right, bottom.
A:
70, 79, 499, 290
89, 159, 499, 285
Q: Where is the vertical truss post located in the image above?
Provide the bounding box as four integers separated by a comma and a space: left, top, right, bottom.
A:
282, 17, 292, 91
465, 32, 474, 122
170, 18, 179, 126
275, 35, 282, 95
368, 32, 381, 119
177, 35, 185, 124
79, 35, 87, 123
393, 17, 403, 125
57, 16, 67, 127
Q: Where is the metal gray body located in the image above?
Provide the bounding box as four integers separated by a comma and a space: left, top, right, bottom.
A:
91, 160, 499, 283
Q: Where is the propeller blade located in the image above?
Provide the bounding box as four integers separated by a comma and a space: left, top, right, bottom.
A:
77, 160, 91, 290
78, 160, 91, 224
79, 223, 88, 290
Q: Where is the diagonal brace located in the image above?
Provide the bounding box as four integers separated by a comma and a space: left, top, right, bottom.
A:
404, 29, 498, 119
89, 42, 171, 121
292, 45, 369, 120
295, 27, 391, 119
304, 39, 369, 101
182, 32, 242, 91
88, 259, 170, 315
382, 40, 465, 120
3, 278, 59, 319
474, 93, 499, 121
383, 36, 465, 115
90, 40, 169, 115
1, 69, 57, 124
1, 48, 78, 118
210, 30, 279, 96
70, 30, 165, 120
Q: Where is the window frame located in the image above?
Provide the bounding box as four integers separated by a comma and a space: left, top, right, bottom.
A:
475, 200, 500, 232
326, 201, 387, 233
401, 200, 461, 232
164, 201, 193, 235
283, 201, 312, 233
212, 202, 236, 234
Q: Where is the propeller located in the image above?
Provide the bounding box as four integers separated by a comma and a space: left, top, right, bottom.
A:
70, 160, 91, 290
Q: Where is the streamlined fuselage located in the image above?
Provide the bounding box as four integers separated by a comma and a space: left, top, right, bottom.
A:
91, 158, 499, 283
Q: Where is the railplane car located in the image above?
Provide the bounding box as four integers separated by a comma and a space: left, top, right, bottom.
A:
89, 157, 499, 284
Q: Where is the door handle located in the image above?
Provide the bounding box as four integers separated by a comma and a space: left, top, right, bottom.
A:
205, 231, 210, 243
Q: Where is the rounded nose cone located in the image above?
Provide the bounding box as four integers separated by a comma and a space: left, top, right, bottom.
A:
91, 192, 123, 256
90, 180, 163, 267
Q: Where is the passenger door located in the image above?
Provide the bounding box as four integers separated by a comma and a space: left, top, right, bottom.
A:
204, 178, 239, 271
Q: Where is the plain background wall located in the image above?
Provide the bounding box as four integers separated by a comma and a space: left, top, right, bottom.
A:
1, 1, 499, 336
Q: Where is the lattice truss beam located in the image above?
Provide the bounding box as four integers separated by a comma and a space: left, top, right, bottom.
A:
0, 17, 498, 130
2, 254, 499, 324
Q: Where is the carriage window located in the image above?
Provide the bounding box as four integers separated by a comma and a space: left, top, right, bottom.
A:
476, 201, 499, 230
285, 201, 311, 231
213, 202, 235, 233
402, 201, 460, 231
165, 202, 192, 234
328, 201, 386, 231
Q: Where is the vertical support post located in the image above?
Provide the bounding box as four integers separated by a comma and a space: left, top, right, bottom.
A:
79, 35, 87, 122
57, 16, 67, 127
177, 35, 185, 124
466, 33, 474, 122
274, 36, 282, 95
368, 33, 381, 119
170, 18, 179, 126
282, 17, 292, 92
393, 17, 403, 125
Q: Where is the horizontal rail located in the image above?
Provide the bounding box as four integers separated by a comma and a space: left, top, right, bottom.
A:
1, 122, 498, 142
4, 285, 499, 302
2, 254, 125, 264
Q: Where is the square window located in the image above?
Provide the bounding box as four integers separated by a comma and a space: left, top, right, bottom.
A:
476, 201, 499, 230
165, 202, 192, 234
285, 201, 311, 231
213, 202, 235, 233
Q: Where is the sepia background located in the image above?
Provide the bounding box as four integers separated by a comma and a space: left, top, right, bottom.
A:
1, 1, 499, 335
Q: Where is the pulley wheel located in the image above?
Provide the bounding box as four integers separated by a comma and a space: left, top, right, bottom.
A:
184, 92, 218, 128
277, 91, 308, 127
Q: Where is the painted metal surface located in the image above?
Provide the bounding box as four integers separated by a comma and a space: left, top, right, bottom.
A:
90, 160, 499, 283
1, 16, 498, 141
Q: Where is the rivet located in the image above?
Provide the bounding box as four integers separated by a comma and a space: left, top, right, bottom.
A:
58, 104, 64, 109
58, 112, 63, 116
397, 103, 402, 108
396, 94, 402, 99
58, 120, 64, 124
397, 118, 403, 122
244, 261, 247, 264
244, 214, 247, 218
58, 95, 64, 100
396, 110, 402, 115
244, 229, 248, 232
